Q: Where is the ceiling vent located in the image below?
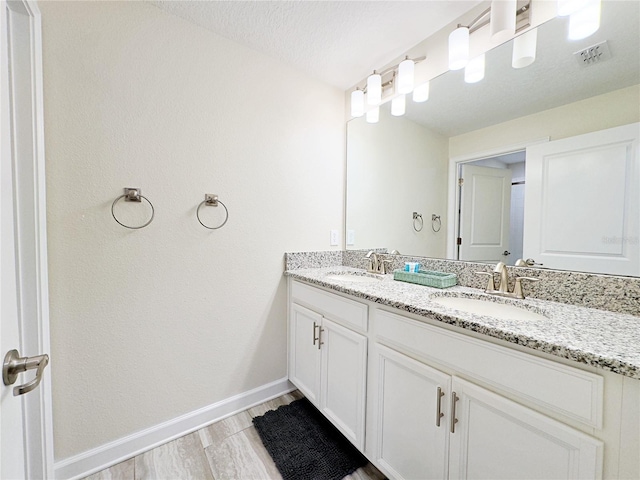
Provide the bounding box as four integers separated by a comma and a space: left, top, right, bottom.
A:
574, 41, 612, 67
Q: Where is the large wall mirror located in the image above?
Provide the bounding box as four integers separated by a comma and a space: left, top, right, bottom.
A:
346, 0, 639, 277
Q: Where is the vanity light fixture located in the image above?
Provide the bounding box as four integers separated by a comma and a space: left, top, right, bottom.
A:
366, 106, 380, 123
448, 26, 470, 70
568, 0, 601, 40
349, 55, 426, 118
367, 71, 382, 105
449, 1, 532, 73
412, 81, 430, 102
512, 28, 537, 68
350, 88, 364, 117
391, 94, 406, 116
464, 54, 485, 83
397, 57, 415, 94
490, 0, 517, 43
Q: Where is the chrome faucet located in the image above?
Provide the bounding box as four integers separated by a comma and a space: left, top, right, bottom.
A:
365, 251, 392, 275
475, 261, 539, 299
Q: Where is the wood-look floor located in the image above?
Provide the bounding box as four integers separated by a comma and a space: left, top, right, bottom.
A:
84, 391, 386, 480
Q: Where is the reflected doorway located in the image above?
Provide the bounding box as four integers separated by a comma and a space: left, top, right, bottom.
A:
456, 150, 526, 266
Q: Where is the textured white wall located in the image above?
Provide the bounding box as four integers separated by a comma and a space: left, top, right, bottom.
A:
346, 106, 448, 256
449, 85, 640, 158
40, 1, 344, 460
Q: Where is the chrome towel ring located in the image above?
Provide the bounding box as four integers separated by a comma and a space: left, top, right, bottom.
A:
413, 212, 423, 232
111, 188, 155, 229
432, 214, 442, 232
196, 194, 229, 230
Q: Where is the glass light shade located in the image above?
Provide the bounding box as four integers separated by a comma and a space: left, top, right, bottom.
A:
367, 73, 382, 105
512, 29, 537, 68
412, 82, 430, 102
397, 59, 415, 94
391, 95, 406, 116
448, 27, 469, 70
366, 106, 379, 123
568, 0, 601, 40
464, 54, 485, 83
490, 0, 517, 43
350, 89, 364, 117
557, 0, 588, 16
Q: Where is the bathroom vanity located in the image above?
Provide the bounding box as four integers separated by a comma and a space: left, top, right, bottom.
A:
286, 265, 640, 480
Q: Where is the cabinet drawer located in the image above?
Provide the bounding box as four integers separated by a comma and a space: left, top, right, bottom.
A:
375, 309, 604, 428
291, 281, 368, 332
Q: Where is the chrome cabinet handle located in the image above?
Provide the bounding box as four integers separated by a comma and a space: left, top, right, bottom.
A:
436, 386, 445, 427
3, 349, 49, 396
450, 391, 459, 433
313, 321, 319, 346
318, 327, 325, 350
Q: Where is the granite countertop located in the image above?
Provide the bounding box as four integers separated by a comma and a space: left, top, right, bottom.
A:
285, 266, 640, 380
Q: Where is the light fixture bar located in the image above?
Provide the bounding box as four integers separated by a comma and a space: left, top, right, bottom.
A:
462, 1, 532, 35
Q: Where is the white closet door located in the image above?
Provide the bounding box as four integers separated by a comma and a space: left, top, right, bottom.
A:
448, 377, 603, 480
524, 123, 639, 275
459, 164, 512, 262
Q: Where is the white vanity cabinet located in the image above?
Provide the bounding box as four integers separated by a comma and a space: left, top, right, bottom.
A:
369, 308, 604, 480
287, 278, 636, 480
288, 281, 368, 449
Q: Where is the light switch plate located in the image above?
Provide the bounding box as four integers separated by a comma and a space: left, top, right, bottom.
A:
330, 229, 339, 246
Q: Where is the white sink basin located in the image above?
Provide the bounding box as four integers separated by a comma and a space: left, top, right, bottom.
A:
325, 273, 381, 284
431, 296, 546, 321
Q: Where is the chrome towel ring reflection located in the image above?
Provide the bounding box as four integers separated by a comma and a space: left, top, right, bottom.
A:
412, 212, 423, 232
196, 194, 229, 230
432, 214, 442, 232
111, 188, 155, 229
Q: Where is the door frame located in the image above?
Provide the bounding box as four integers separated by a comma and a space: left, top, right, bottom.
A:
446, 138, 549, 260
1, 0, 54, 477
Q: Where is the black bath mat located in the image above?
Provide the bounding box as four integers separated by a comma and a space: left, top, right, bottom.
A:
253, 397, 368, 480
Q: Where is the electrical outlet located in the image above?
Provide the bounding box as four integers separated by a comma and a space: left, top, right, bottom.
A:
330, 229, 339, 246
347, 230, 355, 246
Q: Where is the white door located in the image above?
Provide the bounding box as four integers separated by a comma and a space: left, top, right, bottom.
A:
289, 303, 322, 405
1, 1, 53, 478
459, 165, 512, 262
524, 123, 639, 275
319, 318, 367, 450
448, 377, 603, 480
373, 344, 450, 480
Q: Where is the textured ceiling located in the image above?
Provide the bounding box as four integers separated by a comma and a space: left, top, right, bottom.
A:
149, 0, 482, 90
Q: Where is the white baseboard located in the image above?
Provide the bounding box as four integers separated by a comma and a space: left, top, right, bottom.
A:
54, 377, 294, 480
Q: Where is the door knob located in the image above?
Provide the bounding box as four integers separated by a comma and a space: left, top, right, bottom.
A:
3, 349, 49, 396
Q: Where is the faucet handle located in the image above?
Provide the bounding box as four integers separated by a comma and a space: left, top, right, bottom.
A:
475, 272, 496, 292
364, 251, 378, 273
513, 276, 539, 299
380, 258, 392, 274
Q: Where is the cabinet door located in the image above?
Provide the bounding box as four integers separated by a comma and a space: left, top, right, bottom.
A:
320, 317, 367, 450
449, 377, 603, 480
289, 303, 322, 405
374, 344, 451, 480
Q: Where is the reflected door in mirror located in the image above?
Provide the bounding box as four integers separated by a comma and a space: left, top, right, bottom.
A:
524, 123, 639, 276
